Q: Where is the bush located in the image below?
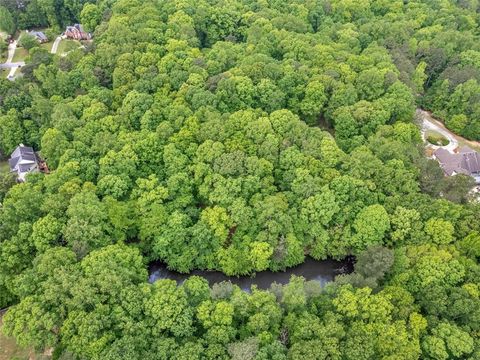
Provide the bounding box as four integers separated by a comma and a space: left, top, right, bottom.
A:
426, 133, 449, 146
18, 34, 39, 50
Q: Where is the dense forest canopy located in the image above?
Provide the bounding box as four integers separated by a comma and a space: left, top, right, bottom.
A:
1, 0, 480, 359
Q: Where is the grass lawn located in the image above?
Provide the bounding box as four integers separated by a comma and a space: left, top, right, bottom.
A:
0, 161, 9, 174
12, 47, 29, 63
426, 130, 449, 146
0, 45, 6, 63
40, 41, 54, 52
0, 68, 10, 79
57, 39, 81, 55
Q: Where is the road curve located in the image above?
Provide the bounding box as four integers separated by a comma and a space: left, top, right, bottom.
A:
417, 108, 459, 153
51, 36, 63, 54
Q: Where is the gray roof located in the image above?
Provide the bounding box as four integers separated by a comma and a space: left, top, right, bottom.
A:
434, 147, 480, 176
19, 163, 34, 172
9, 144, 38, 172
67, 24, 85, 32
461, 151, 480, 174
31, 31, 47, 41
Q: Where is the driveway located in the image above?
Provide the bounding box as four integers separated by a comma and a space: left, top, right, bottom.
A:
0, 62, 25, 69
6, 41, 17, 63
417, 109, 459, 153
51, 35, 65, 54
2, 41, 22, 81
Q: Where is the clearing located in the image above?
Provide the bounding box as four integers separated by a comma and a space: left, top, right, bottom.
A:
56, 39, 81, 56
12, 47, 28, 63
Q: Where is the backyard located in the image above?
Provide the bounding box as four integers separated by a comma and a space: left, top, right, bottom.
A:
11, 47, 28, 63
56, 39, 81, 56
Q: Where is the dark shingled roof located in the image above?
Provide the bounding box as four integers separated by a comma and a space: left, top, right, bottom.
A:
434, 146, 480, 177
31, 31, 48, 41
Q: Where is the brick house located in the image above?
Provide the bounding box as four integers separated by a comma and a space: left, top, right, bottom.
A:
65, 24, 92, 41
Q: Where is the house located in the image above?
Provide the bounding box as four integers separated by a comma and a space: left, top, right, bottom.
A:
433, 146, 480, 184
9, 144, 40, 182
30, 31, 48, 43
65, 24, 91, 41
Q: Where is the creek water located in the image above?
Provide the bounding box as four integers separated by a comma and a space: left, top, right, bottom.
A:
148, 257, 354, 291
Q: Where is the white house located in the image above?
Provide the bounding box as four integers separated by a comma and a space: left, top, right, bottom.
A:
9, 144, 40, 182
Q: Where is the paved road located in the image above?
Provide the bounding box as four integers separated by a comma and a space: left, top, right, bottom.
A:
0, 62, 25, 69
417, 108, 459, 153
7, 62, 25, 79
6, 41, 17, 63
51, 36, 64, 54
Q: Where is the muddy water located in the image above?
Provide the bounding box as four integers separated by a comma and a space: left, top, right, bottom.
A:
148, 257, 353, 291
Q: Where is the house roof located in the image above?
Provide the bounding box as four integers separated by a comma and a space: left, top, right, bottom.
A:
9, 144, 38, 172
458, 146, 475, 153
434, 147, 480, 176
31, 31, 47, 41
461, 151, 480, 174
66, 24, 85, 32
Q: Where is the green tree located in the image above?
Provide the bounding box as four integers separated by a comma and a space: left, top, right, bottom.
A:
80, 3, 102, 33
351, 205, 390, 252
19, 34, 39, 51
0, 109, 24, 155
0, 5, 15, 34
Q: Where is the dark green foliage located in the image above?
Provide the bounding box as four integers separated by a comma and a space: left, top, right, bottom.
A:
0, 0, 479, 359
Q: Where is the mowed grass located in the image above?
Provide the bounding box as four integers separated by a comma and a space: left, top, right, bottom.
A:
12, 47, 28, 63
0, 68, 10, 79
57, 39, 81, 55
40, 41, 54, 52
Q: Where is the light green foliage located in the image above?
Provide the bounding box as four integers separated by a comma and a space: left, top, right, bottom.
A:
40, 128, 69, 169
351, 205, 390, 252
422, 322, 474, 359
424, 218, 455, 245
412, 62, 428, 93
389, 206, 423, 246
456, 232, 480, 259
63, 185, 113, 258
146, 280, 194, 337
19, 34, 39, 51
80, 3, 102, 33
31, 214, 64, 252
0, 110, 25, 155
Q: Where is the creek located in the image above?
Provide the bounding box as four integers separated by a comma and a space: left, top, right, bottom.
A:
148, 257, 354, 291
